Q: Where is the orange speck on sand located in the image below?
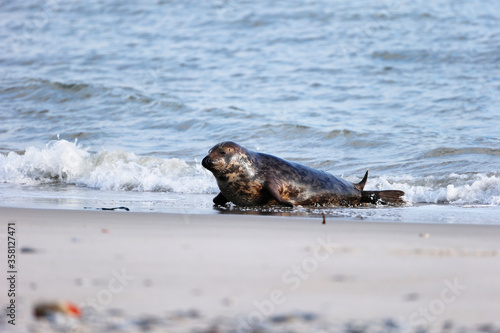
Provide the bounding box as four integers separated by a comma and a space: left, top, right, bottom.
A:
65, 302, 82, 317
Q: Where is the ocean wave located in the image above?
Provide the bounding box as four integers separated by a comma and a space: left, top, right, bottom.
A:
0, 140, 217, 193
1, 140, 499, 206
366, 174, 500, 206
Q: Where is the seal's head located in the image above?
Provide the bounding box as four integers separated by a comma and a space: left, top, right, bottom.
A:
202, 141, 248, 176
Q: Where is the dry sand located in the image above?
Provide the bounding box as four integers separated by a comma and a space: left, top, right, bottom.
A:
1, 207, 500, 332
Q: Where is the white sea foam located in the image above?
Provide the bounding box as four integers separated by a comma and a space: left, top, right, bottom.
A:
0, 140, 217, 194
366, 174, 500, 206
1, 140, 499, 206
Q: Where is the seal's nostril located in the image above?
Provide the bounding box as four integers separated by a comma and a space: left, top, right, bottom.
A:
202, 156, 212, 168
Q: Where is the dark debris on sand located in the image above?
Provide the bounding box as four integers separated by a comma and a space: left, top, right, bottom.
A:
22, 309, 500, 333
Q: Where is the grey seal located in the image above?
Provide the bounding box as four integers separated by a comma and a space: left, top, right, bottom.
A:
202, 141, 405, 207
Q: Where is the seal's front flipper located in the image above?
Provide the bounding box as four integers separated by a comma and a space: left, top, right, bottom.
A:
264, 179, 294, 207
354, 170, 369, 191
361, 190, 405, 205
213, 192, 229, 205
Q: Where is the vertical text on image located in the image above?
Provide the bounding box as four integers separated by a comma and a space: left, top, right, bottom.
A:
6, 221, 17, 325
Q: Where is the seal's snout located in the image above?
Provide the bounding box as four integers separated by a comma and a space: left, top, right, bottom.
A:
202, 156, 212, 169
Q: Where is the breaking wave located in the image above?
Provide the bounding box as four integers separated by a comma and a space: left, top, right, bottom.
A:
0, 140, 217, 194
365, 174, 500, 206
1, 140, 499, 206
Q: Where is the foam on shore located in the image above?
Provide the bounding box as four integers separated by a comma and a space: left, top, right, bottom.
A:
1, 140, 499, 206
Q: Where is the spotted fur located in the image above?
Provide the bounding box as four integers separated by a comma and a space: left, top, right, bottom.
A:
202, 142, 404, 207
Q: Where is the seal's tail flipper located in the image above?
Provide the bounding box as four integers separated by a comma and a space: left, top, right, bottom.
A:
354, 170, 369, 191
361, 190, 405, 205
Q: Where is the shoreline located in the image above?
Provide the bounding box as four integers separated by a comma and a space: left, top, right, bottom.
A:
2, 181, 500, 224
1, 207, 500, 331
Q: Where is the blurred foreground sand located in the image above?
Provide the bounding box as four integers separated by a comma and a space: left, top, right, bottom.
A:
1, 207, 499, 332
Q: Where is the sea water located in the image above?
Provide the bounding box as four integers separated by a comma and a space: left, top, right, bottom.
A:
1, 0, 499, 223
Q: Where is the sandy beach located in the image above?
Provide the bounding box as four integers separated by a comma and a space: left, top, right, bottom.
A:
1, 207, 499, 332
2, 0, 500, 331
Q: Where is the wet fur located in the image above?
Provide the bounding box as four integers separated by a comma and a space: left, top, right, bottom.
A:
202, 142, 404, 207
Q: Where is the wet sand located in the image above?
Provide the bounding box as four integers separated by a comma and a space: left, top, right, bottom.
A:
1, 207, 499, 332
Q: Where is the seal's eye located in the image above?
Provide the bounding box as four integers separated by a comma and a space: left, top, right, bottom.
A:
220, 150, 226, 155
